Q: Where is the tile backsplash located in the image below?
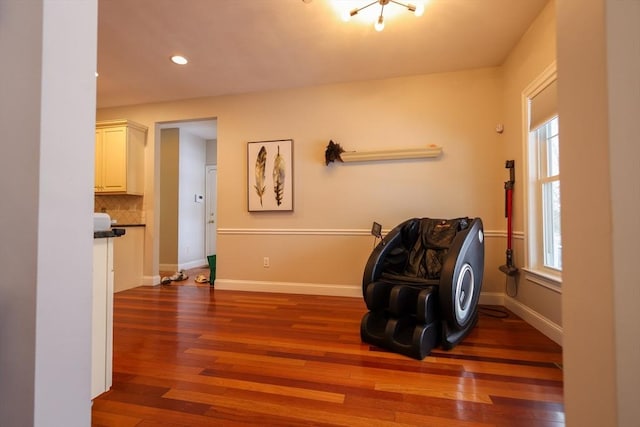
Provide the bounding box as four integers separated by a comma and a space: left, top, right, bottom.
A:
95, 195, 145, 224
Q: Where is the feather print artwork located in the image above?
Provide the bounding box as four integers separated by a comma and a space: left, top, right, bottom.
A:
254, 146, 267, 206
273, 145, 286, 206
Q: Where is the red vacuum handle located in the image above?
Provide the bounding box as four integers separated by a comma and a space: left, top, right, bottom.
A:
506, 188, 513, 251
504, 160, 515, 265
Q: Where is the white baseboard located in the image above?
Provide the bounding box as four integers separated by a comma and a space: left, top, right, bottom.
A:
504, 296, 563, 345
188, 278, 564, 346
143, 275, 161, 286
479, 292, 504, 306
212, 281, 512, 304
213, 279, 362, 298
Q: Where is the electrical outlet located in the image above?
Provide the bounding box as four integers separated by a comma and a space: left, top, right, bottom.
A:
263, 257, 270, 268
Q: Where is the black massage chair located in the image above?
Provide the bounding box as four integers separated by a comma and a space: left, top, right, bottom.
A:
361, 217, 484, 359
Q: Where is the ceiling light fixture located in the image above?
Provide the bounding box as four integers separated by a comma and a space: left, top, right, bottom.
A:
170, 55, 188, 65
344, 0, 424, 32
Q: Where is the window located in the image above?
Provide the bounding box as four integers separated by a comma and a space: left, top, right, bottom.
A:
523, 65, 561, 283
534, 116, 561, 271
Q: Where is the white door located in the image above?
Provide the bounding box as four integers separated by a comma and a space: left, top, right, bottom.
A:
205, 165, 217, 255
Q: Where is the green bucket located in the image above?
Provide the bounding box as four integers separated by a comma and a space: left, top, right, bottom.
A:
207, 254, 216, 286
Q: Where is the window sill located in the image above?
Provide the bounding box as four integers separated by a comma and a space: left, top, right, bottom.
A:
521, 267, 562, 294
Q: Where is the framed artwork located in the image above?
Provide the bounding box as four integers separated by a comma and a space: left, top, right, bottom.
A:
247, 139, 293, 212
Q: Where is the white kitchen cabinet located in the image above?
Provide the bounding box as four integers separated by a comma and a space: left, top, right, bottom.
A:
114, 226, 144, 292
92, 237, 114, 399
95, 120, 147, 195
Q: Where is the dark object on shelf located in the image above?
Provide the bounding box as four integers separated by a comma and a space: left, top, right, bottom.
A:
499, 160, 518, 276
324, 140, 345, 165
361, 217, 485, 359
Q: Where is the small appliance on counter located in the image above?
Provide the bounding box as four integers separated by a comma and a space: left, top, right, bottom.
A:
93, 213, 125, 237
93, 212, 112, 232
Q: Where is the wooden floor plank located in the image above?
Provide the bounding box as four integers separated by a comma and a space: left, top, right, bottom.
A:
92, 276, 564, 426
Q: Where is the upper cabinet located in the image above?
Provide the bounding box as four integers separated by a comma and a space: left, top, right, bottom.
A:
95, 120, 147, 195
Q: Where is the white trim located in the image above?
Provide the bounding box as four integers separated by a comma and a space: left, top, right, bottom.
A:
213, 279, 362, 298
205, 165, 217, 256
142, 275, 161, 286
504, 295, 563, 345
479, 292, 505, 306
521, 62, 560, 277
209, 280, 561, 346
484, 230, 525, 240
218, 228, 372, 236
213, 279, 507, 304
521, 268, 562, 293
218, 228, 526, 238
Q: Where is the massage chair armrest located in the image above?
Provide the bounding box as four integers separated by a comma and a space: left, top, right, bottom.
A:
439, 218, 483, 276
439, 217, 485, 331
362, 218, 417, 291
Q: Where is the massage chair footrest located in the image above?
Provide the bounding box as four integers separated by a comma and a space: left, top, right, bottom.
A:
360, 311, 440, 360
365, 282, 439, 324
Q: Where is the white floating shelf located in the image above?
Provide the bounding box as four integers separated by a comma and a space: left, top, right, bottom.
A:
340, 145, 443, 162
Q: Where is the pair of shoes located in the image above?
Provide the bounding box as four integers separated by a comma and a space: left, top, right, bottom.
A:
194, 274, 209, 284
161, 270, 188, 284
170, 270, 188, 281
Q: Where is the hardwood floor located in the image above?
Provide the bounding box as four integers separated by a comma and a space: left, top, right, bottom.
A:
92, 272, 564, 426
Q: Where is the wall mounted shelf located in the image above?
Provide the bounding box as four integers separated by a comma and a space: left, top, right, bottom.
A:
340, 145, 442, 163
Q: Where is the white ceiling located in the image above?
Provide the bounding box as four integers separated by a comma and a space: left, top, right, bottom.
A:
97, 0, 549, 111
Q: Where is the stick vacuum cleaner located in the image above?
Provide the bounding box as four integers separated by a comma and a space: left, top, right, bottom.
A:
499, 160, 518, 276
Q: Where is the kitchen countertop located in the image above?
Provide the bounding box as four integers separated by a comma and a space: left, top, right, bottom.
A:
94, 228, 126, 239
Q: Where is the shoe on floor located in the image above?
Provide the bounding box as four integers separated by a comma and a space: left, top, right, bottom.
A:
194, 274, 208, 284
170, 270, 188, 281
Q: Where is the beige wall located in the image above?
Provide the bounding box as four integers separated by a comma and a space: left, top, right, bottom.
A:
9, 0, 636, 425
159, 128, 180, 268
558, 0, 640, 425
96, 6, 558, 309
499, 0, 562, 332
0, 0, 97, 424
606, 2, 640, 424
94, 1, 640, 425
97, 66, 509, 296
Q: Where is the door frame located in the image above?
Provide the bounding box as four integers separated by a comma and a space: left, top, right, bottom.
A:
205, 165, 217, 256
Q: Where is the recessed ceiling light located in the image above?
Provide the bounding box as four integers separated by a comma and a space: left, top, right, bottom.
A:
170, 55, 188, 65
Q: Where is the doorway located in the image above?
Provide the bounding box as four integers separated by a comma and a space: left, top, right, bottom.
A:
158, 118, 217, 271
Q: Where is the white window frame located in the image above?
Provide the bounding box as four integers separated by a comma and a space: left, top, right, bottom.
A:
536, 118, 561, 271
521, 62, 562, 289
